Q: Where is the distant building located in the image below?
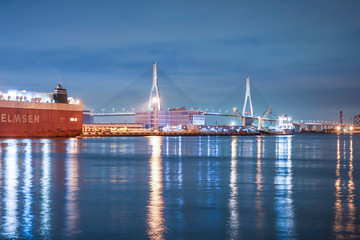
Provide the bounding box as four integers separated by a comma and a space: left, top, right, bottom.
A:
135, 107, 205, 129
354, 115, 360, 127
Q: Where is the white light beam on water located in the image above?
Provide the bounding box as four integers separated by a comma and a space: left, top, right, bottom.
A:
65, 139, 80, 237
228, 136, 239, 240
40, 140, 51, 239
22, 139, 33, 238
274, 136, 296, 239
3, 140, 19, 239
255, 136, 264, 232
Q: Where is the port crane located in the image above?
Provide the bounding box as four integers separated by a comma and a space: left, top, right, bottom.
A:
258, 106, 272, 130
233, 107, 245, 126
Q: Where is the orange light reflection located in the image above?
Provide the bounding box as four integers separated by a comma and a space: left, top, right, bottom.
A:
147, 136, 165, 240
333, 135, 345, 239
346, 136, 356, 235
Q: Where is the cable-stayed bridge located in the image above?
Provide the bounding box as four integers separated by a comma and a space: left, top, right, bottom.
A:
92, 62, 278, 124
91, 62, 346, 131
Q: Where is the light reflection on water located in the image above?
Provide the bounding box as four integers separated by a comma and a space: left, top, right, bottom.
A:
334, 136, 343, 237
228, 136, 239, 239
0, 135, 359, 239
22, 139, 33, 239
3, 140, 19, 239
333, 135, 358, 239
255, 136, 264, 232
147, 136, 165, 240
346, 136, 356, 236
275, 136, 295, 239
40, 139, 51, 239
177, 137, 183, 187
64, 138, 80, 237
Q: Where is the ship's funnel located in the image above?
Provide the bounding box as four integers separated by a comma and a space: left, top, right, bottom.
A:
54, 84, 68, 103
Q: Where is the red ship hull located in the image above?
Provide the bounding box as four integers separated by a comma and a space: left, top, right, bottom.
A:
0, 100, 83, 137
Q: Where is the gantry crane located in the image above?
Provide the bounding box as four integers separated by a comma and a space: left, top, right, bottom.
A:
233, 107, 244, 126
258, 106, 272, 130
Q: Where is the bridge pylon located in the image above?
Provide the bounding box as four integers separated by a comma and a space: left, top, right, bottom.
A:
242, 76, 254, 117
148, 62, 161, 111
241, 76, 254, 127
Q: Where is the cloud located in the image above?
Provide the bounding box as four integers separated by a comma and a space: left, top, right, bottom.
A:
0, 0, 359, 120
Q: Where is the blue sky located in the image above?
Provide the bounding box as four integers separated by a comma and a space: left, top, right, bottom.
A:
0, 0, 359, 121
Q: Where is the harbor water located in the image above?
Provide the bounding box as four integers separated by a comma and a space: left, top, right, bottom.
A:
0, 134, 359, 239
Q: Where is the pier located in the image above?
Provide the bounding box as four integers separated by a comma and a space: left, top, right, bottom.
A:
82, 123, 259, 137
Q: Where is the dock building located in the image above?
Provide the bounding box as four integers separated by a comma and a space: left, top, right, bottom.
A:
353, 114, 360, 131
135, 107, 205, 129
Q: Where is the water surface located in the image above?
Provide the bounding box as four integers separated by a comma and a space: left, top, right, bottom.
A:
0, 134, 359, 239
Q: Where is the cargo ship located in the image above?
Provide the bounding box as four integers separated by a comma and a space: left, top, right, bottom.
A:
0, 85, 83, 137
259, 115, 295, 135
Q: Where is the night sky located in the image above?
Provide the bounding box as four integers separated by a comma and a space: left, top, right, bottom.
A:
0, 1, 359, 121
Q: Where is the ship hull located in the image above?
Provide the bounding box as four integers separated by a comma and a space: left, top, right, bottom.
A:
260, 129, 294, 135
0, 100, 82, 137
